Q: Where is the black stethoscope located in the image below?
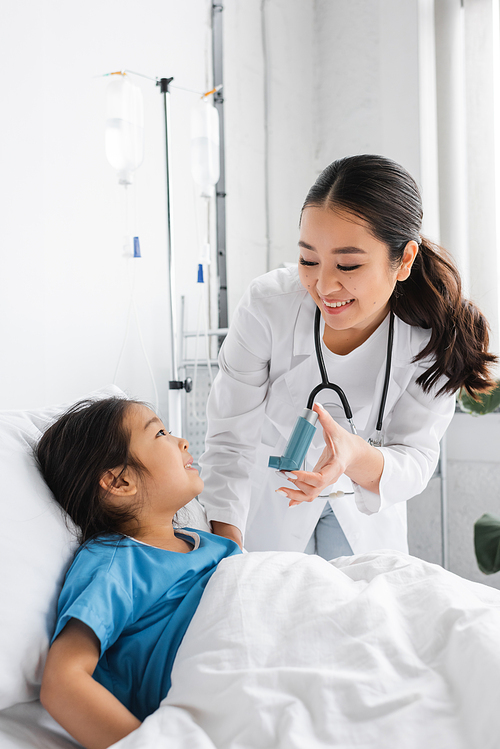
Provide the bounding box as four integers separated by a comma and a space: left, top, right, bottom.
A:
268, 307, 395, 472
310, 306, 395, 447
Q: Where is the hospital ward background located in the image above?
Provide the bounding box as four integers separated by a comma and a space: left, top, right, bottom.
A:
1, 1, 500, 748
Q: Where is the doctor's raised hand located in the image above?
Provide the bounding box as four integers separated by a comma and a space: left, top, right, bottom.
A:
277, 403, 384, 507
200, 154, 496, 561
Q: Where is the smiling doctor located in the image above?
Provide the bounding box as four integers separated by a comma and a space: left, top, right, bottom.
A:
199, 155, 496, 558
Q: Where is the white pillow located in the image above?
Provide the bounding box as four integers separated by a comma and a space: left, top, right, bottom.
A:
0, 385, 210, 710
0, 385, 125, 709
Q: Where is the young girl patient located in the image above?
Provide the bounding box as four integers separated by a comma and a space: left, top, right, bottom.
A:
36, 397, 241, 749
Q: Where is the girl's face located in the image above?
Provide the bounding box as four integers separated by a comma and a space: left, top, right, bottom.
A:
125, 404, 204, 515
298, 206, 415, 346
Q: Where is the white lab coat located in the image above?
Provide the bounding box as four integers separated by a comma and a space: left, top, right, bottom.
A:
199, 267, 456, 555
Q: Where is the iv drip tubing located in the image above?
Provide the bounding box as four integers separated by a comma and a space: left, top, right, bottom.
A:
113, 281, 160, 415
189, 183, 214, 424
101, 67, 220, 430
113, 284, 133, 386
112, 185, 136, 387
112, 186, 159, 414
191, 287, 214, 423
131, 294, 160, 413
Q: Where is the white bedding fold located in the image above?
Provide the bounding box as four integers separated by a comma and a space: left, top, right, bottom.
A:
112, 550, 500, 749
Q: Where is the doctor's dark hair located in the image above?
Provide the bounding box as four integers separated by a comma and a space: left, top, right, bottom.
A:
302, 154, 497, 396
35, 397, 148, 544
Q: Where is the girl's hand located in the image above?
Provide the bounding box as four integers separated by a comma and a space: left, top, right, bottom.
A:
275, 404, 383, 506
41, 619, 141, 749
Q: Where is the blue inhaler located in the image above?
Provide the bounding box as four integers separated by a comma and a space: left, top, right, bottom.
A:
268, 408, 319, 472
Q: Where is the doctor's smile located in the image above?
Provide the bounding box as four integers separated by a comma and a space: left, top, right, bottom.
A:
322, 298, 354, 308
320, 298, 355, 314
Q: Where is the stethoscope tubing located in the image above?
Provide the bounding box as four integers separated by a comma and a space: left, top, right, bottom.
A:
375, 311, 394, 432
309, 307, 394, 437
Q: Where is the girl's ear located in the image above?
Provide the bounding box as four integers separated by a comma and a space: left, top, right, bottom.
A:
99, 467, 138, 497
396, 240, 419, 281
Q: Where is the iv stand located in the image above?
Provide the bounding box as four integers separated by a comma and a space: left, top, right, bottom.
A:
156, 77, 192, 435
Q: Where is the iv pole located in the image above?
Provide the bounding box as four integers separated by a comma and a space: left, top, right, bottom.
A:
156, 76, 191, 435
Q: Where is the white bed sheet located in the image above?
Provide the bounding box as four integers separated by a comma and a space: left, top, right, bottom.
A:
0, 700, 80, 749
113, 550, 500, 749
3, 550, 499, 749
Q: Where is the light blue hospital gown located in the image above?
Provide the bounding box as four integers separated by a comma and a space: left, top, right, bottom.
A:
52, 529, 241, 721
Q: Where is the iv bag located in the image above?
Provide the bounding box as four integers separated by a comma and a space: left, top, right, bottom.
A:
105, 75, 144, 186
191, 99, 220, 195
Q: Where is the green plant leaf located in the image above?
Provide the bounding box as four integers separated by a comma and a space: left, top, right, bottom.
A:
474, 513, 500, 574
458, 380, 500, 415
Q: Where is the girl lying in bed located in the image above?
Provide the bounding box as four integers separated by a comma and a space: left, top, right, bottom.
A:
36, 397, 242, 749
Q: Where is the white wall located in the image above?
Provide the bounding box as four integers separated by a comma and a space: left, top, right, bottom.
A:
315, 0, 421, 183
223, 0, 317, 316
223, 0, 424, 314
0, 0, 216, 417
222, 0, 269, 318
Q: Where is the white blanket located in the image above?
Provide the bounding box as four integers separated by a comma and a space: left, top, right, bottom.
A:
112, 550, 500, 749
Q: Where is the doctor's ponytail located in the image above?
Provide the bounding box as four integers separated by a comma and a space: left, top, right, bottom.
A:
302, 154, 497, 396
391, 236, 496, 395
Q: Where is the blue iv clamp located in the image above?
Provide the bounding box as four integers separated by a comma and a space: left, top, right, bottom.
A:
268, 408, 319, 472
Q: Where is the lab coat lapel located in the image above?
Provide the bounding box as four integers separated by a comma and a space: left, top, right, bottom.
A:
292, 293, 317, 358
283, 302, 318, 405
265, 297, 317, 441
275, 298, 316, 389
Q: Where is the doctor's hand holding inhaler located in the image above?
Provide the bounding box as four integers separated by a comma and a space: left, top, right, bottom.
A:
199, 154, 497, 559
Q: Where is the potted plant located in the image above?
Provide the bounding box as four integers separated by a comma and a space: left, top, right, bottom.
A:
461, 380, 500, 573
475, 513, 500, 574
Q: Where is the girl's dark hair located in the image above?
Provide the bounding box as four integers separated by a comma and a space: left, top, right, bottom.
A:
302, 154, 497, 395
36, 397, 147, 544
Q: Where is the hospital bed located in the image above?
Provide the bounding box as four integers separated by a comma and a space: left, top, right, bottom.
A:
2, 385, 500, 749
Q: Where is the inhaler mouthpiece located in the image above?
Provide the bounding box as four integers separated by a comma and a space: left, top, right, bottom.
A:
268, 408, 318, 472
